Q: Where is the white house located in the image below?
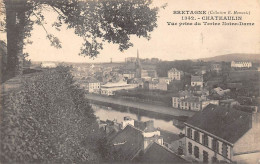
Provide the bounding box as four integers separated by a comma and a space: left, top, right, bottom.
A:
168, 68, 183, 80
184, 104, 260, 163
231, 61, 252, 68
172, 95, 219, 111
85, 77, 101, 93
191, 75, 203, 88
101, 81, 137, 96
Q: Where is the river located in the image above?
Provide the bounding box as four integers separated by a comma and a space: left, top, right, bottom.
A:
92, 104, 186, 134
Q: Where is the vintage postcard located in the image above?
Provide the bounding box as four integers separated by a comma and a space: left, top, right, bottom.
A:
0, 0, 259, 163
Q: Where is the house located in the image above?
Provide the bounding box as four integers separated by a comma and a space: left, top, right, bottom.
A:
141, 69, 157, 80
100, 81, 137, 96
85, 77, 101, 93
110, 124, 163, 161
172, 95, 219, 111
158, 77, 172, 84
136, 142, 189, 163
184, 104, 260, 163
231, 61, 252, 68
213, 87, 230, 96
148, 80, 168, 91
121, 117, 161, 136
168, 68, 183, 80
191, 75, 203, 88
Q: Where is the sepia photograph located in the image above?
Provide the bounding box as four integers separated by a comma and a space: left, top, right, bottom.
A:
0, 0, 260, 163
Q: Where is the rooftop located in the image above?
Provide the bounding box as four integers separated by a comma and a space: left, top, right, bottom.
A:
134, 120, 156, 132
183, 96, 200, 102
110, 125, 144, 160
137, 142, 189, 163
159, 129, 183, 144
168, 68, 182, 73
185, 104, 252, 144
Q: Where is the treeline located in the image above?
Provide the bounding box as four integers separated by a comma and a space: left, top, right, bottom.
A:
156, 60, 196, 77
0, 66, 101, 163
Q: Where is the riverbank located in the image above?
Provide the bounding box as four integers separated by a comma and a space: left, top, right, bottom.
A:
86, 94, 196, 118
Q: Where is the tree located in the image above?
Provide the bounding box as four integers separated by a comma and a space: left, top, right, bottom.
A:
0, 66, 101, 163
2, 0, 159, 77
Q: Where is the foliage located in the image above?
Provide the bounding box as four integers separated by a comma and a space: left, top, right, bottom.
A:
0, 66, 100, 163
3, 0, 159, 56
167, 80, 183, 92
156, 60, 195, 77
22, 52, 31, 68
97, 136, 128, 162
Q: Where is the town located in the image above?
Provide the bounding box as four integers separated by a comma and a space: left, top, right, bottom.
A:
36, 51, 260, 163
1, 0, 259, 163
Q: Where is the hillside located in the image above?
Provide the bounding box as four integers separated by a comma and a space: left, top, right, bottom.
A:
199, 53, 260, 63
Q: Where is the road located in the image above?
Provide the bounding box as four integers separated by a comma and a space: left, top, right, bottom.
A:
86, 94, 196, 117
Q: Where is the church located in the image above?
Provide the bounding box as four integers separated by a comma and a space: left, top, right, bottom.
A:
134, 50, 157, 80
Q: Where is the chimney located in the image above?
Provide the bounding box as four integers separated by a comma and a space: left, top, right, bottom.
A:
122, 116, 134, 129
251, 112, 260, 129
145, 120, 154, 132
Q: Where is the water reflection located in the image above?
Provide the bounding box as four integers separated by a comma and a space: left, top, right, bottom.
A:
92, 104, 186, 134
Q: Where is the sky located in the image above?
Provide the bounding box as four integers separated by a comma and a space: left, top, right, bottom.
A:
0, 0, 259, 63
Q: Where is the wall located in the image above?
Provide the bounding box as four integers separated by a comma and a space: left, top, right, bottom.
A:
233, 113, 260, 156
168, 137, 185, 154
185, 126, 231, 163
168, 70, 181, 80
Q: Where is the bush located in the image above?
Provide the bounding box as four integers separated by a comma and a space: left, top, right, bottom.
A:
0, 66, 99, 163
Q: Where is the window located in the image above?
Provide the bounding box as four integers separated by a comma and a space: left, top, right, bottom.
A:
196, 103, 199, 108
194, 146, 199, 159
212, 139, 219, 153
194, 131, 200, 142
202, 134, 208, 147
188, 142, 192, 154
222, 143, 228, 158
187, 128, 192, 139
203, 151, 208, 163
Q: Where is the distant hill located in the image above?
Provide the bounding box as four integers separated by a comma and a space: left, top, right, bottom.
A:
199, 53, 260, 63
